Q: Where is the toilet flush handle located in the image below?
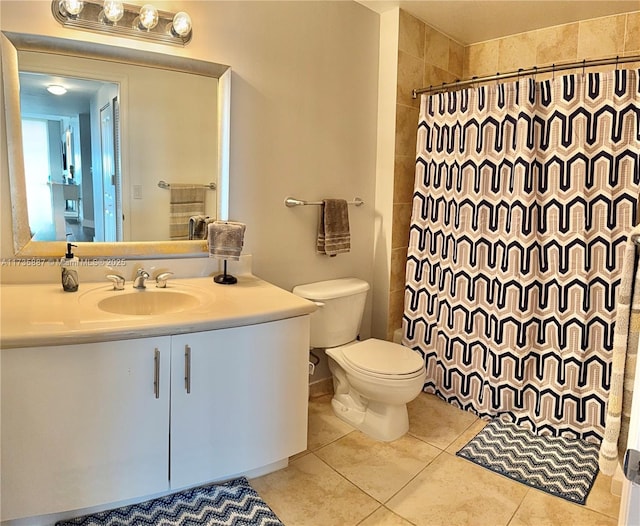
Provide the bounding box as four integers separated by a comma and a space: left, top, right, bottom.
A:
313, 301, 325, 308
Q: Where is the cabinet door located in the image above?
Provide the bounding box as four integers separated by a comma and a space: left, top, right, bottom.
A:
170, 316, 310, 489
1, 337, 171, 521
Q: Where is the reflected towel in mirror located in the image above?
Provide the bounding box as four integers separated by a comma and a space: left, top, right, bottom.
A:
208, 221, 246, 260
170, 185, 205, 240
189, 215, 215, 240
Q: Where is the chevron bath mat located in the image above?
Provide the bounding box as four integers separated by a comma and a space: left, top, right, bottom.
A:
456, 419, 600, 504
55, 477, 283, 526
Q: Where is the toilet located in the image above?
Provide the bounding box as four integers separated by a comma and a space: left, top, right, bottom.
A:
293, 278, 426, 442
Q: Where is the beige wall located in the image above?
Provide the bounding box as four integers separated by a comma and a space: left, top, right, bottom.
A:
387, 9, 640, 341
0, 1, 380, 338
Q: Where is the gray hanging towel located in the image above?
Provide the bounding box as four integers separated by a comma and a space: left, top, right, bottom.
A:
317, 199, 350, 256
208, 221, 246, 260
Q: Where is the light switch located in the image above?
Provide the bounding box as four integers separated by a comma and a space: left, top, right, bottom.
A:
133, 184, 143, 199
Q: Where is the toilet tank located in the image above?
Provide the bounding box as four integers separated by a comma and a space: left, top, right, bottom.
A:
292, 278, 370, 349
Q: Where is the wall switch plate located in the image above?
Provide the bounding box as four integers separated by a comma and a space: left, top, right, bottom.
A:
133, 185, 143, 199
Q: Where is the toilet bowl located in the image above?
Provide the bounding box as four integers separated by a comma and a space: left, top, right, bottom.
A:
327, 339, 426, 441
292, 278, 426, 442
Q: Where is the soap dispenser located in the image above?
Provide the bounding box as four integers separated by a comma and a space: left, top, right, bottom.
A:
61, 241, 79, 292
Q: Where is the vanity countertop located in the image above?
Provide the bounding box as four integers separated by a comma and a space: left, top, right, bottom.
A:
0, 275, 316, 349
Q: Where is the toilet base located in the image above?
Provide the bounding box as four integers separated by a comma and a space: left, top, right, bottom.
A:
331, 395, 409, 442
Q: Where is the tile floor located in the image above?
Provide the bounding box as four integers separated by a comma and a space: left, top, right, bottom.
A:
251, 393, 620, 526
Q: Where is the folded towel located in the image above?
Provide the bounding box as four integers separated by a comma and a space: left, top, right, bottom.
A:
170, 185, 205, 240
317, 199, 350, 256
189, 215, 215, 240
208, 221, 246, 260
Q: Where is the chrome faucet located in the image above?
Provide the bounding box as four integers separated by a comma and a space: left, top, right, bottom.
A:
133, 268, 150, 289
155, 271, 174, 288
106, 274, 125, 290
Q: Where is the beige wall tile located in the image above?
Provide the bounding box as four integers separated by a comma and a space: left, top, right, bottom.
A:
536, 23, 579, 65
578, 15, 627, 60
390, 247, 407, 293
387, 288, 405, 338
391, 202, 412, 249
393, 155, 415, 204
425, 24, 450, 70
394, 105, 420, 158
625, 12, 640, 52
465, 39, 500, 77
397, 50, 423, 108
449, 40, 465, 77
498, 32, 538, 72
399, 9, 424, 59
424, 64, 455, 91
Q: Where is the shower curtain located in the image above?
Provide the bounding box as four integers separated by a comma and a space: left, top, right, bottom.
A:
403, 70, 640, 442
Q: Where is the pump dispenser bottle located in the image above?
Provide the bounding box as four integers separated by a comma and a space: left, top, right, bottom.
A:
61, 241, 79, 292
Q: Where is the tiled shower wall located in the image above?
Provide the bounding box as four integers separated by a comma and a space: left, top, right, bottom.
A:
388, 10, 464, 340
388, 9, 640, 340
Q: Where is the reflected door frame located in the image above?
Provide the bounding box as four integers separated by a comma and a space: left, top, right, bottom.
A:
99, 99, 118, 242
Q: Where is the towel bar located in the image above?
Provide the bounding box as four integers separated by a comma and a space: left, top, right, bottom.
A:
158, 180, 217, 190
285, 197, 364, 207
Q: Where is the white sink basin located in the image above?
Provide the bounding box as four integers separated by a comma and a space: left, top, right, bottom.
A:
97, 290, 202, 316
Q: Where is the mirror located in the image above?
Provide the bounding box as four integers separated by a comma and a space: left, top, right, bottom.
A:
2, 31, 230, 258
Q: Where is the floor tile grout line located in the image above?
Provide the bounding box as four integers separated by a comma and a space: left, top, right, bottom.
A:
380, 449, 448, 507
305, 394, 620, 525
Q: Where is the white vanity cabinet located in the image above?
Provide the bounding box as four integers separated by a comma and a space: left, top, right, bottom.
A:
1, 337, 172, 521
1, 315, 310, 523
170, 316, 310, 489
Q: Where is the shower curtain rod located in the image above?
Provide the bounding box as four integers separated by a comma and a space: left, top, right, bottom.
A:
412, 54, 640, 98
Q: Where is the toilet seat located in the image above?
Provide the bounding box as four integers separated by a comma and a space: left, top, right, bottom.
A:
340, 339, 424, 380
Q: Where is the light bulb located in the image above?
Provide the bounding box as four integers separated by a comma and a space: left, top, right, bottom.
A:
47, 85, 67, 96
171, 11, 192, 37
103, 0, 124, 23
138, 4, 159, 30
60, 0, 84, 16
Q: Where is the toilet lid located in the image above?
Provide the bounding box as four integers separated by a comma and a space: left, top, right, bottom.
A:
342, 340, 424, 376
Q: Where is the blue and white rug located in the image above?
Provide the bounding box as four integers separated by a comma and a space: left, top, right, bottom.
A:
456, 419, 600, 504
55, 477, 283, 526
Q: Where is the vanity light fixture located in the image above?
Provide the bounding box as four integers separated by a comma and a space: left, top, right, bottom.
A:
170, 12, 192, 38
102, 0, 124, 23
59, 0, 85, 17
47, 85, 68, 95
136, 4, 158, 30
51, 0, 193, 46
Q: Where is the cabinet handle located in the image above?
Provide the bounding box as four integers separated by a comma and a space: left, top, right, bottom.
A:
154, 348, 160, 399
185, 345, 191, 394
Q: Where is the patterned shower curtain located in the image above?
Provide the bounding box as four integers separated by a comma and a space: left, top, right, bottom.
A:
403, 70, 640, 443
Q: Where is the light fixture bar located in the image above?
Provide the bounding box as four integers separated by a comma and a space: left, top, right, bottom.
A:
51, 0, 192, 46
